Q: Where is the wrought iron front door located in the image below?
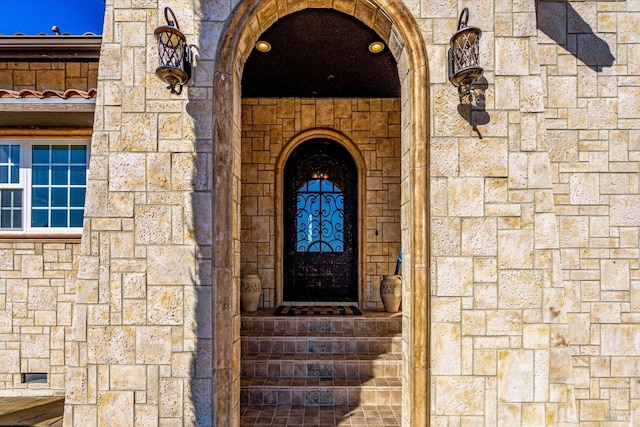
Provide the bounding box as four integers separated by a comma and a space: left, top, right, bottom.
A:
283, 139, 358, 302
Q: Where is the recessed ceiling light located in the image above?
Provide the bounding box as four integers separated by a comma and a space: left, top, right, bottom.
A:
255, 41, 271, 52
368, 41, 385, 53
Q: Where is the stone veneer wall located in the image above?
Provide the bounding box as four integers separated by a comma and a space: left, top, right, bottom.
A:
539, 2, 640, 424
241, 98, 401, 310
0, 62, 98, 91
0, 241, 79, 396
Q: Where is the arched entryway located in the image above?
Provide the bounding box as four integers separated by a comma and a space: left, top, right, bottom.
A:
213, 1, 430, 425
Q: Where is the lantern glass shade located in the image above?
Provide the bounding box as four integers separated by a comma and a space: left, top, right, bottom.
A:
449, 25, 483, 88
155, 25, 189, 87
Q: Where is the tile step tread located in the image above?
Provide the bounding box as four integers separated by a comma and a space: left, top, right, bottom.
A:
241, 353, 400, 361
241, 378, 402, 387
241, 331, 401, 338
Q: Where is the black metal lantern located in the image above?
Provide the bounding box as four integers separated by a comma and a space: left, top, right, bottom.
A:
448, 8, 483, 95
154, 7, 192, 95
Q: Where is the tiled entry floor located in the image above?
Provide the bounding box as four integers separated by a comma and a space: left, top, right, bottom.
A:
240, 309, 402, 426
240, 404, 401, 426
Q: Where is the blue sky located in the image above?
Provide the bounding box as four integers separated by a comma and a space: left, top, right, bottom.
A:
0, 0, 105, 35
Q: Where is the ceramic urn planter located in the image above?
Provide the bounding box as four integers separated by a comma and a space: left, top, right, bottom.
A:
380, 274, 402, 313
241, 274, 262, 312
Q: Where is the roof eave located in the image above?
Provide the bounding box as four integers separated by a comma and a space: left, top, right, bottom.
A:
0, 35, 102, 60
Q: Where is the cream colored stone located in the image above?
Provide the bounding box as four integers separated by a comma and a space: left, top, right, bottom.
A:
110, 365, 146, 390
147, 286, 184, 325
136, 327, 172, 364
435, 377, 484, 416
498, 350, 534, 402
98, 391, 134, 427
602, 325, 640, 356
436, 257, 473, 297
498, 229, 534, 269
431, 323, 461, 375
448, 178, 484, 217
486, 310, 522, 336
87, 326, 135, 364
461, 218, 497, 256
459, 139, 508, 177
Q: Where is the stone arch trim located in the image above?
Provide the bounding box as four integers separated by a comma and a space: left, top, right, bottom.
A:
274, 129, 368, 306
214, 1, 430, 425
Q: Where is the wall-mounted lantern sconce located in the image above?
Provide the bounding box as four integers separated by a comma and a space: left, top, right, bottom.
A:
448, 8, 483, 97
154, 7, 193, 95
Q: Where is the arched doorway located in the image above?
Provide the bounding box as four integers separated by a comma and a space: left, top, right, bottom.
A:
283, 139, 358, 303
213, 1, 430, 424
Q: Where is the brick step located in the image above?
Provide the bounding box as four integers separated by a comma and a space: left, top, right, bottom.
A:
241, 311, 402, 334
240, 377, 402, 406
241, 332, 401, 355
241, 352, 401, 378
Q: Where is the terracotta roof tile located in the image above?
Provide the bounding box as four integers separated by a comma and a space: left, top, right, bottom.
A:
0, 88, 97, 99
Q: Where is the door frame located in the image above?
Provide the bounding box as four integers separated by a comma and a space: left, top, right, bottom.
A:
275, 129, 367, 307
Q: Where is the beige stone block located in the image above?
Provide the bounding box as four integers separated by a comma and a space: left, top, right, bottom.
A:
547, 76, 577, 109
523, 324, 549, 349
436, 257, 473, 296
21, 334, 49, 358
98, 391, 134, 427
579, 399, 609, 422
569, 173, 599, 205
610, 195, 640, 227
109, 153, 146, 191
110, 365, 146, 390
432, 297, 462, 322
21, 255, 44, 279
134, 205, 172, 245
27, 287, 57, 310
448, 178, 484, 217
601, 259, 630, 291
252, 105, 276, 125
435, 376, 484, 416
618, 13, 640, 43
118, 114, 158, 151
534, 213, 559, 249
495, 37, 529, 75
486, 310, 522, 335
462, 218, 497, 256
136, 327, 172, 364
87, 326, 135, 364
159, 378, 183, 418
567, 313, 590, 344
459, 139, 508, 177
432, 323, 461, 375
0, 350, 19, 372
558, 217, 589, 248
430, 138, 459, 177
498, 350, 533, 402
147, 286, 184, 325
147, 246, 194, 285
498, 229, 534, 269
601, 324, 640, 356
431, 217, 460, 256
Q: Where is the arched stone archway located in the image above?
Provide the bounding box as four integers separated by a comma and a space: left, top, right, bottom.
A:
213, 1, 430, 425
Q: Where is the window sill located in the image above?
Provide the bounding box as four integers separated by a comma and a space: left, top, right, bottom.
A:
0, 232, 82, 243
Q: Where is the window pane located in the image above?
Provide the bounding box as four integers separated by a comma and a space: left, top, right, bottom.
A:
70, 145, 87, 163
51, 146, 69, 164
52, 166, 68, 185
51, 210, 67, 227
70, 188, 85, 207
31, 209, 48, 227
32, 188, 49, 207
32, 145, 49, 164
51, 188, 68, 207
70, 166, 86, 185
32, 166, 49, 185
70, 210, 84, 227
0, 189, 22, 229
0, 144, 20, 184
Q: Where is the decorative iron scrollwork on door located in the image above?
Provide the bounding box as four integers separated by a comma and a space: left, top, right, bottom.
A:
283, 139, 358, 302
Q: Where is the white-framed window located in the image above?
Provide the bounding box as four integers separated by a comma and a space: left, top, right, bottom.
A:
0, 139, 89, 234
